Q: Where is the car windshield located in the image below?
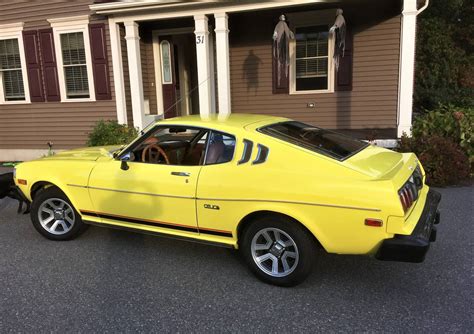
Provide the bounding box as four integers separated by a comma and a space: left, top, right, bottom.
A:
259, 121, 369, 161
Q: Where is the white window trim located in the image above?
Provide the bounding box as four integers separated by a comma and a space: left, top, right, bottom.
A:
48, 16, 95, 102
288, 10, 336, 95
0, 22, 31, 104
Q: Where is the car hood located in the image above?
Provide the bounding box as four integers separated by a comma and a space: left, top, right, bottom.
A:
41, 145, 122, 161
344, 145, 411, 179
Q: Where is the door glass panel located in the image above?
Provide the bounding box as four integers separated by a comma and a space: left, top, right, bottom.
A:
129, 126, 207, 166
160, 40, 172, 84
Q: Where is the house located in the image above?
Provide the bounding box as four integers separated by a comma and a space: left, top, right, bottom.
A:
0, 0, 428, 161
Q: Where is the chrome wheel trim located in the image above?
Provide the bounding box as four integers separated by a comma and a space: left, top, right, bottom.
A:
251, 227, 299, 278
38, 198, 75, 235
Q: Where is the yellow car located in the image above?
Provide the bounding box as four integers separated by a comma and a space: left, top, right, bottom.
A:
13, 114, 441, 286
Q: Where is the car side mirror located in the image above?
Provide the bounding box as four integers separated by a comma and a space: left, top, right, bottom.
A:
120, 152, 134, 171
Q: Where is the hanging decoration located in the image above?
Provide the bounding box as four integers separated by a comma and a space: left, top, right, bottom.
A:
273, 14, 295, 85
329, 8, 347, 71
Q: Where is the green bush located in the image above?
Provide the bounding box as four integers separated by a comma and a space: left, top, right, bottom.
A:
412, 105, 473, 162
399, 135, 470, 187
87, 120, 138, 147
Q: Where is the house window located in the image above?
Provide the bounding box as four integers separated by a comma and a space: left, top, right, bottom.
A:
288, 10, 335, 94
48, 15, 95, 102
60, 32, 89, 98
160, 40, 173, 84
0, 38, 25, 101
295, 26, 329, 91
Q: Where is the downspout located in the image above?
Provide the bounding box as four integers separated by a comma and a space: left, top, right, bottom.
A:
417, 0, 430, 14
396, 0, 429, 138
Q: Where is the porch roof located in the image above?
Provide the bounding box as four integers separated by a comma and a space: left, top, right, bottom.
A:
90, 1, 365, 17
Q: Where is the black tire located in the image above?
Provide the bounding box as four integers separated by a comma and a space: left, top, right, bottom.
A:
30, 187, 87, 241
240, 215, 315, 287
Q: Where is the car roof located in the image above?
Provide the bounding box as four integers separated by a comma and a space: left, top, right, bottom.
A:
155, 114, 289, 132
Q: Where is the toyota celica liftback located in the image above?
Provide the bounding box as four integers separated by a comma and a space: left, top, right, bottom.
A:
12, 114, 441, 286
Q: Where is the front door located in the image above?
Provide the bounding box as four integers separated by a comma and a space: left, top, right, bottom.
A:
85, 125, 210, 237
159, 37, 177, 118
86, 161, 200, 236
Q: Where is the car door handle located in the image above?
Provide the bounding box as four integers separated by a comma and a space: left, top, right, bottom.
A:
171, 172, 191, 177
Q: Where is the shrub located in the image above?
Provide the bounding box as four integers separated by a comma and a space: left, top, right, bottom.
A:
399, 135, 470, 187
87, 120, 138, 147
411, 105, 473, 162
414, 0, 473, 110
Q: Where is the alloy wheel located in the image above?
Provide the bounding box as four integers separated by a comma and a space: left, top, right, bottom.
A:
38, 198, 75, 235
251, 227, 299, 277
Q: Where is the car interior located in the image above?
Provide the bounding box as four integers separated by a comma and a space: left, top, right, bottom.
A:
125, 126, 235, 166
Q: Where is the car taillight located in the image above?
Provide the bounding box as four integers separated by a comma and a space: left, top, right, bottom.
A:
398, 166, 423, 214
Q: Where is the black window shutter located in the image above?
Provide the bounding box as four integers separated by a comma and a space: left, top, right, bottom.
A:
272, 39, 290, 94
89, 23, 111, 100
335, 28, 353, 91
38, 28, 61, 101
22, 30, 45, 102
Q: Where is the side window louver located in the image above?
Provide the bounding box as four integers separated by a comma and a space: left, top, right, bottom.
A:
252, 144, 269, 165
238, 139, 253, 165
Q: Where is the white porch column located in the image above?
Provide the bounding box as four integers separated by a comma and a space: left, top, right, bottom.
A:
208, 29, 216, 115
214, 13, 231, 118
124, 21, 146, 130
109, 21, 127, 125
194, 15, 214, 118
397, 0, 419, 137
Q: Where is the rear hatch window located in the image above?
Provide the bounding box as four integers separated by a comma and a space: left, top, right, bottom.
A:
259, 121, 369, 161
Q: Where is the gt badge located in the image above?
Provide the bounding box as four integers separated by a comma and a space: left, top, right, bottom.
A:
204, 204, 220, 210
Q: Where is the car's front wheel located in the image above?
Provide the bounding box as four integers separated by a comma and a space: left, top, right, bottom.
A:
241, 215, 315, 286
31, 187, 87, 241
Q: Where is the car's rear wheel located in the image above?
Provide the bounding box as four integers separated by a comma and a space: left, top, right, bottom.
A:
241, 215, 314, 286
31, 187, 87, 241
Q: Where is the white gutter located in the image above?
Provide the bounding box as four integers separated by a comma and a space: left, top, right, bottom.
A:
396, 0, 429, 137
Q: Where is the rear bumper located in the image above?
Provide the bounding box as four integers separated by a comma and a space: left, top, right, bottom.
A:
376, 189, 441, 263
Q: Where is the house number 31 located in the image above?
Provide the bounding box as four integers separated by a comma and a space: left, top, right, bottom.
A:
196, 35, 205, 44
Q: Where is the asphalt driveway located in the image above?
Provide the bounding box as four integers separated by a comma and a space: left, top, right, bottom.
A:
0, 181, 472, 332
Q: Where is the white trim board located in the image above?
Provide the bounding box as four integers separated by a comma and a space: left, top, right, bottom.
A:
105, 1, 339, 24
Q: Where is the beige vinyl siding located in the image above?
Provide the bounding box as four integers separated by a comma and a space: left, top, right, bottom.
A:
119, 24, 133, 126
0, 1, 99, 29
0, 0, 117, 150
229, 15, 401, 131
140, 30, 158, 115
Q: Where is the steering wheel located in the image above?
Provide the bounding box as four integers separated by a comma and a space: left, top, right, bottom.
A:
141, 144, 170, 164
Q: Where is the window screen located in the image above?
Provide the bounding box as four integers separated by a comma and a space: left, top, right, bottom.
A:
295, 25, 329, 91
0, 38, 25, 101
60, 32, 89, 98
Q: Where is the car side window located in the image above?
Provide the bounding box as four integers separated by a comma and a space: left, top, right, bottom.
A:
130, 126, 209, 166
204, 131, 236, 165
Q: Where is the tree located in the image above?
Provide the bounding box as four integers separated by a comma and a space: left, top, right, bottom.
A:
414, 0, 473, 111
